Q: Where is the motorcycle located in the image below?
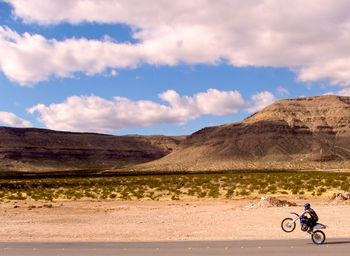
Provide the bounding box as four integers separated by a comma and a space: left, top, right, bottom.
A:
281, 211, 327, 244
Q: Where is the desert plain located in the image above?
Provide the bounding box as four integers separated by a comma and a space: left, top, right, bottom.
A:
1, 197, 350, 241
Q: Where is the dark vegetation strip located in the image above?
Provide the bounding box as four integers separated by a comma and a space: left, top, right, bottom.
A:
0, 169, 307, 180
0, 171, 349, 201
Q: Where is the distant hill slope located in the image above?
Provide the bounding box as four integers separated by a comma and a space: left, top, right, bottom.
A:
137, 95, 350, 171
0, 127, 184, 172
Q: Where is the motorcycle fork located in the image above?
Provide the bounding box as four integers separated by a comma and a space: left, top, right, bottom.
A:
290, 217, 300, 226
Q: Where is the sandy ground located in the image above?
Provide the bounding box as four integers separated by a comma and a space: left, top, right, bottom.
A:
0, 198, 349, 241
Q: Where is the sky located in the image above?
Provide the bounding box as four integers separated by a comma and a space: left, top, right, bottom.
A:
1, 0, 350, 136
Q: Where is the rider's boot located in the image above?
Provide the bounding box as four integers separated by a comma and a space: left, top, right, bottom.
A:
307, 228, 313, 234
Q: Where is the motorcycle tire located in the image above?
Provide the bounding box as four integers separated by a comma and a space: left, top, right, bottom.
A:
281, 218, 296, 232
311, 230, 326, 244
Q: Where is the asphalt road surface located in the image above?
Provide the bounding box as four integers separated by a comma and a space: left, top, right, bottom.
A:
0, 239, 349, 256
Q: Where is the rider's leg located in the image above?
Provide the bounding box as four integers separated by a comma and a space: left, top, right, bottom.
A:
310, 219, 317, 230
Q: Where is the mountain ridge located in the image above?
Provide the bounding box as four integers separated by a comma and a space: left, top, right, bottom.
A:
2, 95, 350, 174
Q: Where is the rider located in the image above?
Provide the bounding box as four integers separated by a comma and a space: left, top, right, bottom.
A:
303, 203, 318, 232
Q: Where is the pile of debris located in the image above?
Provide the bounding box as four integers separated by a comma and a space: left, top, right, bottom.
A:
331, 192, 350, 204
247, 196, 297, 208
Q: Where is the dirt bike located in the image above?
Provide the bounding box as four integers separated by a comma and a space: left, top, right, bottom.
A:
281, 211, 327, 244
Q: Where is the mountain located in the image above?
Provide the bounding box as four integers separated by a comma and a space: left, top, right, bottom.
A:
0, 127, 184, 173
136, 95, 350, 171
2, 95, 350, 174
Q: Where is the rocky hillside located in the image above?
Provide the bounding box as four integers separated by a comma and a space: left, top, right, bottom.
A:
0, 127, 183, 172
138, 95, 350, 171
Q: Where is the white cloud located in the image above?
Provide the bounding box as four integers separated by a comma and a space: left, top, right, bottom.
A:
27, 89, 252, 132
245, 91, 277, 113
276, 86, 290, 96
0, 26, 141, 85
323, 92, 334, 96
0, 111, 32, 127
4, 0, 350, 86
338, 88, 350, 96
328, 88, 350, 96
110, 70, 117, 77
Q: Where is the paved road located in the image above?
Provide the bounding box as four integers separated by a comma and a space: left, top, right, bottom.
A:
0, 239, 349, 256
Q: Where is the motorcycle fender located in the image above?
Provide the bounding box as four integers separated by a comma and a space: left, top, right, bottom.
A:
314, 223, 326, 229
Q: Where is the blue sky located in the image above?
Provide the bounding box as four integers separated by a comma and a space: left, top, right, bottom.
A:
0, 1, 349, 135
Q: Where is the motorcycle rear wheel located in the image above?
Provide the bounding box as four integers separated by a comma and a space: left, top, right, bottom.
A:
281, 218, 296, 232
311, 230, 326, 244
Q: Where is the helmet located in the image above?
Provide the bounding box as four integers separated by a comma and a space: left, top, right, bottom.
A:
304, 203, 310, 210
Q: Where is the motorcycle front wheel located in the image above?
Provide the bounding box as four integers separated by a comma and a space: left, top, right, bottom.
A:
281, 218, 296, 232
311, 230, 326, 244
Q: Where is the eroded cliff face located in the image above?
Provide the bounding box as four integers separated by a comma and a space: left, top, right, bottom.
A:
184, 95, 350, 161
244, 95, 350, 133
241, 95, 350, 161
0, 127, 183, 171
